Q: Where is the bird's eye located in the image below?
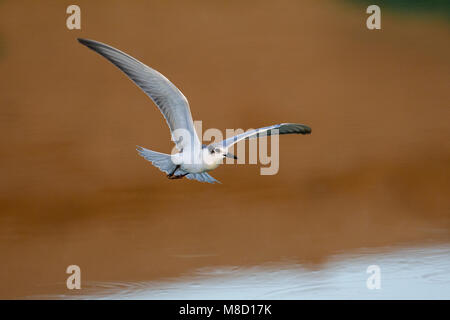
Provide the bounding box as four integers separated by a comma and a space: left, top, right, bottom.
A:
210, 149, 215, 154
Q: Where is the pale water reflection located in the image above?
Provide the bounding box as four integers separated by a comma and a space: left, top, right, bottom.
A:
72, 245, 450, 300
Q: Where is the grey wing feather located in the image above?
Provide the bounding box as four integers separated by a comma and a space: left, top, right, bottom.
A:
78, 38, 200, 151
218, 123, 311, 148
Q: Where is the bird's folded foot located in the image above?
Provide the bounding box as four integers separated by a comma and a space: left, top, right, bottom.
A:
167, 173, 188, 180
167, 165, 181, 179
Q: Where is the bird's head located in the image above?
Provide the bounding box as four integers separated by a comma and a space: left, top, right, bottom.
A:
203, 145, 237, 167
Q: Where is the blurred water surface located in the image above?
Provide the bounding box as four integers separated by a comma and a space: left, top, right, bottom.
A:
348, 0, 450, 19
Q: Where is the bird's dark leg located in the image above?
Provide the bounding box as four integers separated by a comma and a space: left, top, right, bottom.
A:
167, 165, 180, 178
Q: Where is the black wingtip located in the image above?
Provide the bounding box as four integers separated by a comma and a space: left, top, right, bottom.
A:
294, 124, 311, 135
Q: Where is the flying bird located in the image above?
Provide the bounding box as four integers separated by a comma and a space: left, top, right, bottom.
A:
78, 38, 311, 184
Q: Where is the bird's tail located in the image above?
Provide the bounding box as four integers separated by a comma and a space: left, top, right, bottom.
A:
136, 146, 177, 175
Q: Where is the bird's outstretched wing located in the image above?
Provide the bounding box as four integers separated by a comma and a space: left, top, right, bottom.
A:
78, 38, 200, 151
216, 123, 311, 148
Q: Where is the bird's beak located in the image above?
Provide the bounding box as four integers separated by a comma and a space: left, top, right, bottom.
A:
225, 152, 238, 160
